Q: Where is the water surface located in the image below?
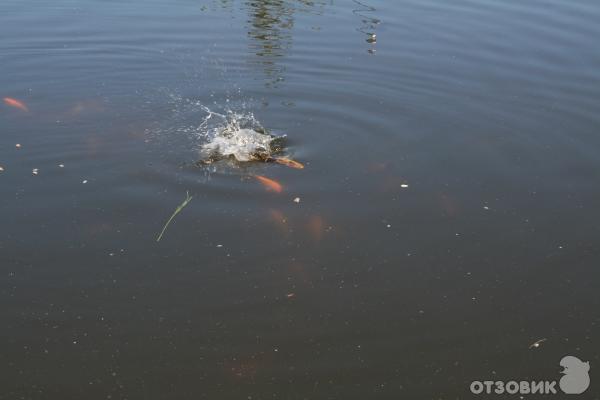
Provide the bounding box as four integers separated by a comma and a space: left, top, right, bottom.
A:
1, 0, 600, 398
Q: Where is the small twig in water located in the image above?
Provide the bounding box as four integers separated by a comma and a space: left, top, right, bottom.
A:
156, 191, 193, 242
529, 338, 547, 349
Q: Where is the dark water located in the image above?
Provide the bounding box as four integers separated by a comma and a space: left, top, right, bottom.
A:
2, 0, 600, 398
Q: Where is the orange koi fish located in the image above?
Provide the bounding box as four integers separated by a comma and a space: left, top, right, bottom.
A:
268, 209, 287, 225
254, 175, 283, 193
273, 157, 304, 169
307, 215, 325, 241
268, 209, 289, 234
3, 97, 29, 112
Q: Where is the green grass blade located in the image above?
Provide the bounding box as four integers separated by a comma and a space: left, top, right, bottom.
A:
156, 191, 193, 242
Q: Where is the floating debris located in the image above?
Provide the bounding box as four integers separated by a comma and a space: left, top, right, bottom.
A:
3, 97, 29, 112
156, 191, 193, 242
15, 143, 21, 149
0, 166, 4, 172
254, 175, 283, 193
82, 180, 88, 184
401, 183, 409, 188
58, 164, 65, 168
286, 293, 296, 299
273, 157, 304, 169
529, 338, 547, 349
293, 197, 300, 203
32, 168, 38, 175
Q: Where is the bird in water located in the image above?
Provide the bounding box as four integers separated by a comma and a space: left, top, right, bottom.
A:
198, 127, 303, 169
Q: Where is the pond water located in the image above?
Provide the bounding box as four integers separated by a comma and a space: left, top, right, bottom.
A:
1, 0, 599, 398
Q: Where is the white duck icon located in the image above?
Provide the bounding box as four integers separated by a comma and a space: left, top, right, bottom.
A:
560, 356, 590, 394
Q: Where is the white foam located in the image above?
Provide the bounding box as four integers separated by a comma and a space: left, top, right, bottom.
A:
198, 108, 282, 162
201, 128, 275, 162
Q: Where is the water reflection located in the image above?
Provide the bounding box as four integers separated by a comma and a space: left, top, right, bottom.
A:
203, 0, 235, 12
352, 0, 379, 54
245, 0, 325, 87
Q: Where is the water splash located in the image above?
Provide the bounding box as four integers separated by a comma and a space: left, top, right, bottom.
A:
145, 90, 285, 166
195, 107, 285, 164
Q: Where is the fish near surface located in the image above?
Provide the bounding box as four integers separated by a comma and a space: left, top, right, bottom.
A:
254, 175, 283, 193
273, 157, 304, 169
306, 215, 325, 241
268, 209, 289, 234
3, 97, 29, 112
